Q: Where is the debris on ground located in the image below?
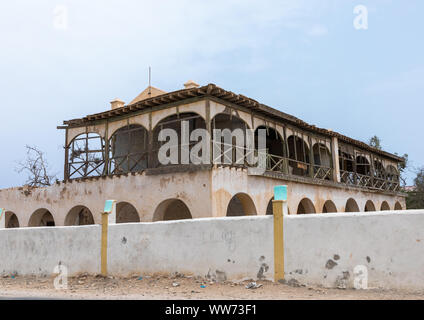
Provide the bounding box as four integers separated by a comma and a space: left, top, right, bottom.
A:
245, 282, 262, 289
172, 282, 180, 287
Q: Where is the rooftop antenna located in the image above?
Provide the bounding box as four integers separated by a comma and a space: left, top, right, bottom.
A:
148, 66, 151, 96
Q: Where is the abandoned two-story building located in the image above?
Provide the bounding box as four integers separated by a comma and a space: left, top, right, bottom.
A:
0, 81, 405, 228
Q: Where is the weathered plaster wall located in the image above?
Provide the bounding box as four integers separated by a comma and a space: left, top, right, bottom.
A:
0, 211, 423, 291
210, 167, 405, 217
0, 169, 212, 227
0, 166, 404, 227
284, 210, 424, 290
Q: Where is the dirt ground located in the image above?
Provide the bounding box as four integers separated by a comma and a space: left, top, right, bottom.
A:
0, 273, 423, 300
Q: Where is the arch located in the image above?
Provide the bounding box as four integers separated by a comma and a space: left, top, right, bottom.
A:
211, 113, 250, 165
394, 202, 403, 210
266, 197, 291, 215
254, 126, 284, 157
266, 198, 273, 215
28, 209, 55, 227
373, 159, 385, 179
226, 193, 257, 216
67, 132, 105, 179
339, 150, 354, 172
381, 201, 390, 211
345, 198, 360, 212
65, 206, 95, 226
386, 165, 399, 182
5, 211, 19, 228
297, 198, 316, 214
116, 202, 140, 223
313, 143, 332, 180
152, 112, 207, 168
287, 135, 310, 177
313, 143, 331, 168
153, 199, 192, 221
152, 109, 206, 130
364, 200, 376, 212
356, 155, 370, 176
322, 200, 337, 213
109, 124, 149, 174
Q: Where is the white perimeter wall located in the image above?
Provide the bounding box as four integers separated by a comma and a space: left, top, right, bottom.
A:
1, 210, 424, 290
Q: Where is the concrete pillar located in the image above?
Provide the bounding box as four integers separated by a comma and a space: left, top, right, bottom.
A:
331, 136, 341, 183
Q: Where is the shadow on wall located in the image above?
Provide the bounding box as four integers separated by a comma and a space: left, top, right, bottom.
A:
297, 198, 316, 214
226, 193, 257, 216
345, 198, 360, 212
65, 206, 95, 226
116, 202, 140, 223
28, 209, 55, 227
153, 199, 192, 221
5, 211, 19, 228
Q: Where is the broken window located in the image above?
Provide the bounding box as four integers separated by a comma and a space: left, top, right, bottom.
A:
212, 113, 248, 165
68, 132, 105, 179
313, 141, 332, 180
287, 133, 310, 177
152, 112, 206, 168
254, 126, 285, 172
109, 124, 148, 174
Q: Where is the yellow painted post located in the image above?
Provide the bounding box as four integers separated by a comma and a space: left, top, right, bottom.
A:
101, 200, 116, 276
273, 185, 287, 282
101, 212, 109, 276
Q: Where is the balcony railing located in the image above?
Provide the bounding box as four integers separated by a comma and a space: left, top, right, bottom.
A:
340, 170, 400, 191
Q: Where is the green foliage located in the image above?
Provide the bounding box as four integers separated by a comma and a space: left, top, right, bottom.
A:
406, 167, 424, 209
369, 135, 382, 150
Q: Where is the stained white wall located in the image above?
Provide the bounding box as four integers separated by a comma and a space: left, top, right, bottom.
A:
0, 210, 423, 290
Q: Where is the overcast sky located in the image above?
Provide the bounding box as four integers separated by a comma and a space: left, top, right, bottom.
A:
0, 0, 422, 188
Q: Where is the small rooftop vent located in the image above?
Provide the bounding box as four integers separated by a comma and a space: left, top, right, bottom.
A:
110, 98, 125, 110
184, 80, 200, 89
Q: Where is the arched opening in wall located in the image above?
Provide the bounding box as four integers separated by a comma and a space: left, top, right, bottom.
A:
313, 143, 332, 180
65, 206, 95, 226
28, 209, 55, 227
266, 198, 273, 215
364, 200, 376, 212
373, 159, 386, 179
339, 145, 355, 184
266, 198, 291, 215
394, 202, 403, 210
356, 155, 371, 176
322, 200, 337, 213
211, 113, 249, 165
109, 124, 149, 174
226, 193, 257, 216
153, 199, 192, 221
287, 135, 310, 177
254, 126, 284, 157
386, 165, 400, 189
67, 132, 105, 179
5, 211, 19, 228
381, 201, 390, 211
152, 112, 207, 168
297, 198, 316, 214
345, 198, 360, 212
116, 202, 140, 223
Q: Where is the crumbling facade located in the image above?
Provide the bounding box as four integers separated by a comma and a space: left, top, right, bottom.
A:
0, 81, 406, 227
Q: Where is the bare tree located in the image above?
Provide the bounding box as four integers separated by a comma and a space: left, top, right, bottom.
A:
16, 145, 57, 187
